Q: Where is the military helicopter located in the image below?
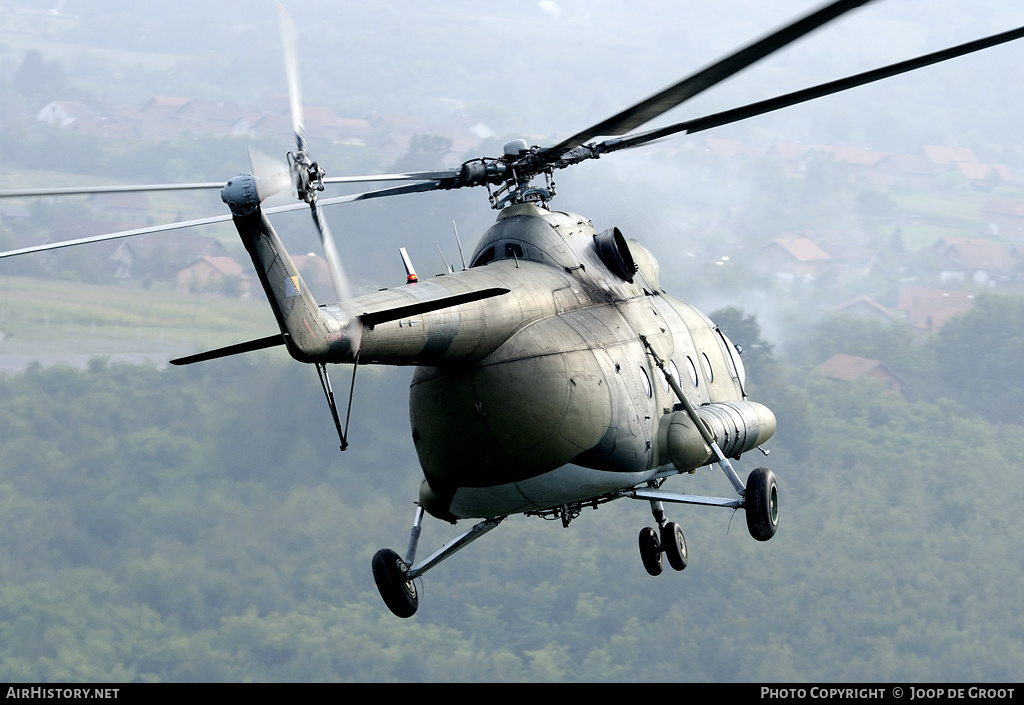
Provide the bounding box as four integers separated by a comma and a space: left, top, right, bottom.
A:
2, 0, 1022, 618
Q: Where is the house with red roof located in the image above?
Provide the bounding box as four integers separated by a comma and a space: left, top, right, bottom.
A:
176, 256, 250, 296
830, 295, 900, 324
814, 353, 904, 394
926, 237, 1020, 287
752, 236, 832, 281
896, 286, 975, 334
981, 200, 1024, 240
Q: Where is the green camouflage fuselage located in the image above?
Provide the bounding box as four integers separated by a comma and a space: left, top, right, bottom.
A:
234, 202, 775, 521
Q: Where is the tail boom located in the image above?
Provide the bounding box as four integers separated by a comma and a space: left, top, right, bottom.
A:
232, 207, 359, 363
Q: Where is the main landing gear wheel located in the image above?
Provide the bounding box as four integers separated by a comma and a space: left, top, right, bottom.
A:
372, 548, 419, 618
745, 467, 779, 542
661, 521, 688, 571
638, 527, 663, 576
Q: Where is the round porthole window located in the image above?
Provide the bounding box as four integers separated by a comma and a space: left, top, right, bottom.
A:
686, 356, 699, 386
701, 352, 714, 383
640, 366, 653, 398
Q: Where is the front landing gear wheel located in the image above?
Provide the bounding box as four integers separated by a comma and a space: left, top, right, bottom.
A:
745, 467, 779, 541
372, 548, 419, 618
661, 521, 688, 571
638, 527, 663, 576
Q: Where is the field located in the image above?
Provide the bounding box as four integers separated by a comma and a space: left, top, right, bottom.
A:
0, 275, 276, 369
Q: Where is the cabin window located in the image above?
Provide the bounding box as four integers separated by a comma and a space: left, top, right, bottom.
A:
701, 352, 714, 383
686, 356, 699, 387
504, 243, 524, 259
639, 366, 652, 398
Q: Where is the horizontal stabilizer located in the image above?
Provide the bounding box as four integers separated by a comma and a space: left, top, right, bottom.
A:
358, 287, 510, 328
170, 334, 285, 366
170, 288, 509, 366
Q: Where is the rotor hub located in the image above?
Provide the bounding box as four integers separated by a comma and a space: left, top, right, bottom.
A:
288, 151, 326, 204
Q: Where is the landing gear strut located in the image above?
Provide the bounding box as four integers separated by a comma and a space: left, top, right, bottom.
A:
638, 499, 688, 577
745, 467, 779, 541
662, 521, 688, 571
371, 548, 418, 618
373, 506, 506, 618
638, 527, 663, 576
629, 465, 780, 575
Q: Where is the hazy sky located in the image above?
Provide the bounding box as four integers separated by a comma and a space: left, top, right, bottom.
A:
8, 0, 1024, 141
5, 0, 1024, 296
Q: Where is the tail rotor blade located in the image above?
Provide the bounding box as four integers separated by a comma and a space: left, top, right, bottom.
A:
278, 2, 306, 155
310, 201, 363, 350
248, 147, 294, 204
310, 201, 352, 303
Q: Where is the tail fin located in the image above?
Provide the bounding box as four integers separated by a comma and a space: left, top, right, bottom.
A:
222, 174, 357, 363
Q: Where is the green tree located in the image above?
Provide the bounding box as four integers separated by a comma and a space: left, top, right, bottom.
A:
800, 313, 920, 378
709, 306, 774, 383
12, 50, 70, 105
925, 295, 1024, 423
390, 134, 453, 173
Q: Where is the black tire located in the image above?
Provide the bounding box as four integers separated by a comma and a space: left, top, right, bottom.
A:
638, 527, 663, 576
745, 467, 779, 541
661, 521, 688, 571
372, 548, 419, 618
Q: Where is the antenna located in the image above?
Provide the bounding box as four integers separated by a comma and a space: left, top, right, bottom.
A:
434, 242, 454, 273
452, 221, 467, 270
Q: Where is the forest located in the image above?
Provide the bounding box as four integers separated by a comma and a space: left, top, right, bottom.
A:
0, 299, 1022, 682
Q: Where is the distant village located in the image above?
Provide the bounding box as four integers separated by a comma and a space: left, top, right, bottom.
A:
32, 96, 495, 165
2, 93, 499, 295
695, 136, 1024, 391
4, 95, 1024, 394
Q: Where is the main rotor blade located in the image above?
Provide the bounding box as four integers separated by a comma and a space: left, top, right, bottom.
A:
323, 168, 460, 185
0, 180, 449, 259
0, 212, 234, 259
541, 0, 874, 158
0, 182, 226, 198
599, 23, 1024, 154
0, 170, 462, 201
314, 179, 451, 207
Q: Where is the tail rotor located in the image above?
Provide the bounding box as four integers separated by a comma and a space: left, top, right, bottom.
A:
276, 2, 362, 357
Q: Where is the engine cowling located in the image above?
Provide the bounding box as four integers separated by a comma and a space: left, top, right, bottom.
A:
657, 400, 776, 471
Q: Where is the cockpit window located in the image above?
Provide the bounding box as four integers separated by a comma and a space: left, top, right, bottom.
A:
716, 328, 747, 395
472, 241, 531, 267
471, 246, 496, 267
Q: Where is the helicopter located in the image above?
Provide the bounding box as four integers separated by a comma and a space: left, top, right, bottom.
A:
2, 0, 1022, 618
